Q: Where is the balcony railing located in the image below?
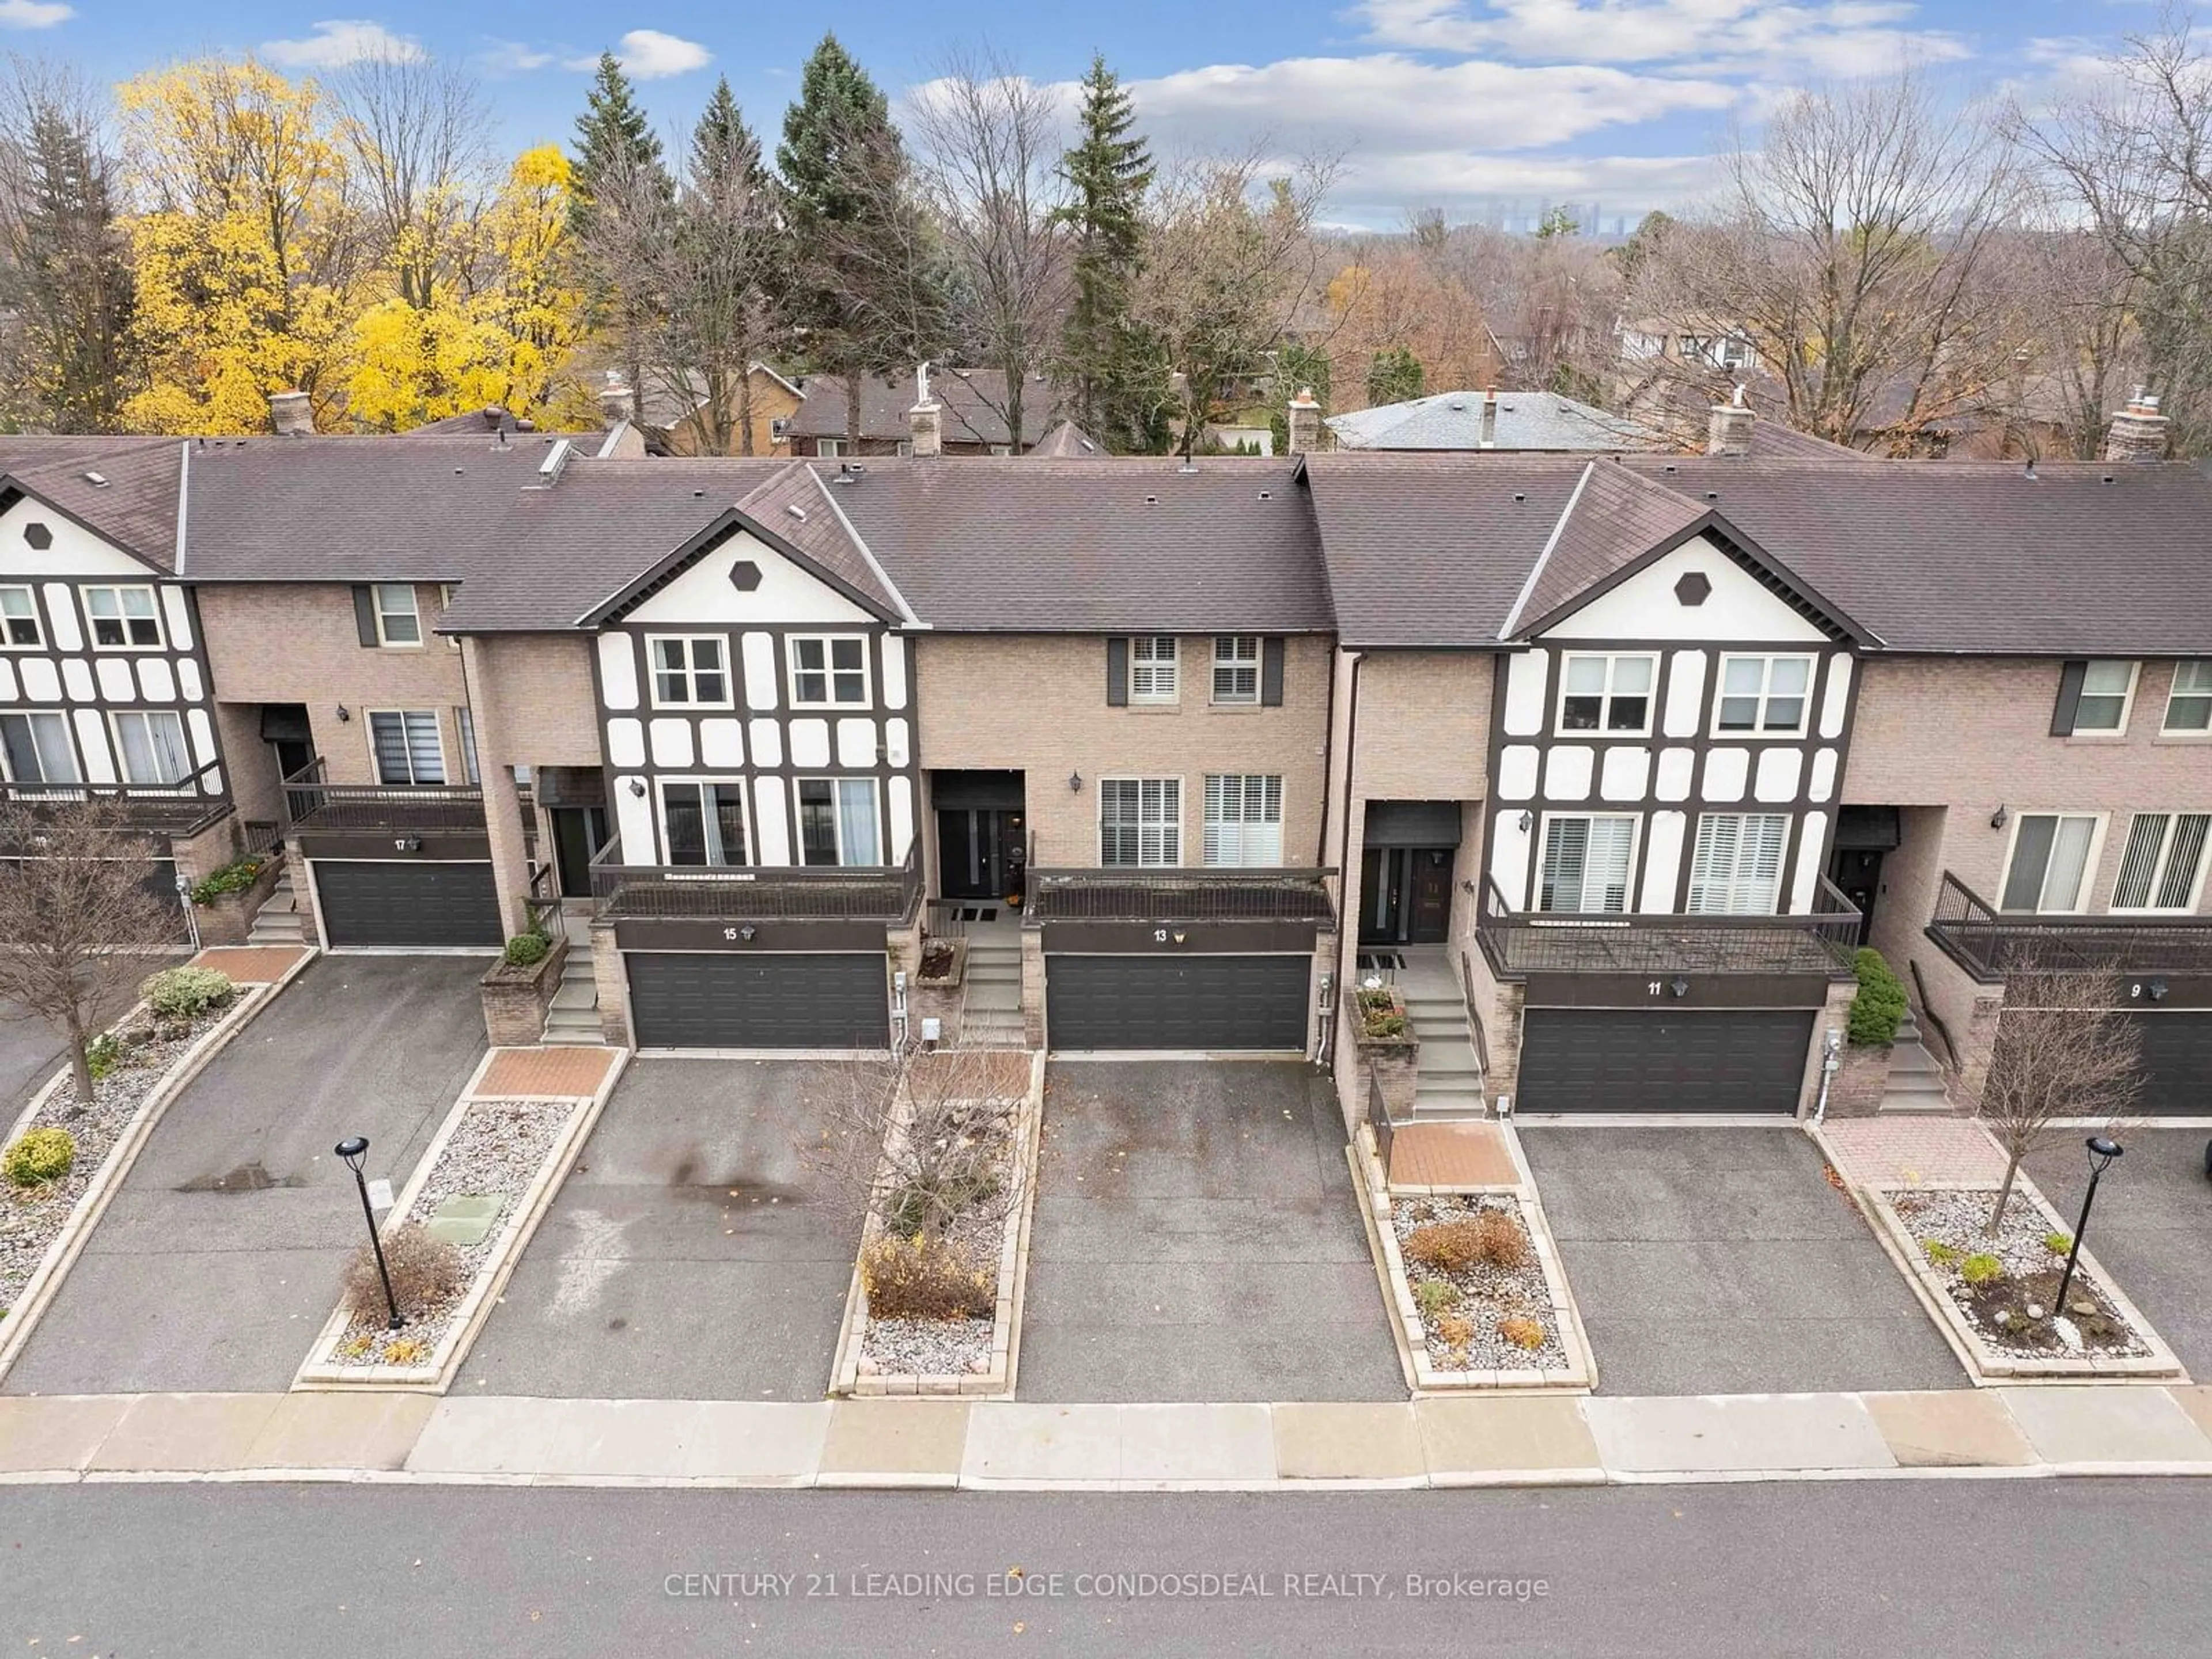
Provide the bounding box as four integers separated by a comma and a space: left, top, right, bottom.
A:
1023, 865, 1337, 925
1476, 873, 1861, 978
589, 832, 922, 923
0, 762, 232, 839
1927, 870, 2212, 981
282, 756, 487, 835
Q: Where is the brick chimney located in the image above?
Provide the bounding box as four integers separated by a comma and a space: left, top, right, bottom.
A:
907, 361, 942, 457
268, 390, 313, 437
1479, 385, 1499, 450
1286, 386, 1322, 456
598, 369, 632, 427
1706, 384, 1755, 456
2103, 389, 2169, 464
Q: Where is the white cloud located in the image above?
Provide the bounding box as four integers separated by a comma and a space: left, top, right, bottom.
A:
262, 20, 425, 69
566, 28, 711, 80
477, 39, 556, 75
0, 0, 73, 28
1353, 0, 1968, 73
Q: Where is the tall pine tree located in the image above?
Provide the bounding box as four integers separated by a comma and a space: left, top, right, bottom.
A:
570, 51, 669, 422
1055, 55, 1156, 450
570, 52, 663, 236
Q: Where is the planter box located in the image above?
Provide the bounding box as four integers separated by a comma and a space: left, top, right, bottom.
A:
1346, 988, 1419, 1122
479, 935, 570, 1048
190, 851, 287, 948
915, 937, 967, 990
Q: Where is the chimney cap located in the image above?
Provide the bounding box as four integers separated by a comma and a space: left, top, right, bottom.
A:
1289, 386, 1320, 410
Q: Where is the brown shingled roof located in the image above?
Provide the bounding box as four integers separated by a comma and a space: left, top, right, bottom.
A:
0, 437, 182, 569
789, 370, 1061, 448
1509, 460, 1707, 635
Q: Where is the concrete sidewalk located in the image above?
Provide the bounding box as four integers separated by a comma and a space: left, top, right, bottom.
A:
5, 1384, 2210, 1490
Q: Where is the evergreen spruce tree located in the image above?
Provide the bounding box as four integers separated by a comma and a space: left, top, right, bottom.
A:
1055, 55, 1154, 449
570, 52, 664, 237
1366, 345, 1425, 407
569, 51, 671, 422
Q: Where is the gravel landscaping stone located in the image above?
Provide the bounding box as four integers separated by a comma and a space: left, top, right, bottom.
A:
1893, 1187, 2150, 1360
327, 1099, 570, 1369
856, 1120, 1018, 1381
1391, 1195, 1573, 1375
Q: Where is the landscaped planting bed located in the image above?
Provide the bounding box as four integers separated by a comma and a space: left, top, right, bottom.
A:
1893, 1188, 2147, 1361
857, 1120, 1014, 1381
1391, 1195, 1574, 1376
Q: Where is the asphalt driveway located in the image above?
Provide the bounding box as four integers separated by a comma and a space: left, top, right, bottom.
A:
459, 1059, 860, 1400
1520, 1126, 1962, 1396
5, 955, 491, 1396
2027, 1129, 2212, 1380
1018, 1060, 1404, 1403
0, 964, 183, 1119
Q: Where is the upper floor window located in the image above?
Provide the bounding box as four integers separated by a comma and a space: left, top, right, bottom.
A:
1101, 777, 1180, 866
796, 777, 881, 866
2071, 660, 2137, 734
1558, 653, 1655, 735
1213, 635, 1261, 704
82, 584, 161, 649
2112, 813, 2211, 912
0, 710, 77, 784
789, 635, 869, 707
1999, 812, 2100, 914
2164, 660, 2212, 733
1537, 813, 1635, 914
1715, 654, 1813, 737
1687, 813, 1788, 914
1203, 774, 1283, 867
1129, 636, 1177, 703
816, 438, 846, 459
368, 709, 445, 786
372, 583, 421, 646
662, 779, 749, 867
649, 635, 730, 707
111, 710, 191, 786
0, 585, 38, 648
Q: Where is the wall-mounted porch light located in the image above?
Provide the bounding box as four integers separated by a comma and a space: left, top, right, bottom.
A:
1068, 771, 1083, 793
1990, 804, 2009, 830
1517, 810, 1534, 834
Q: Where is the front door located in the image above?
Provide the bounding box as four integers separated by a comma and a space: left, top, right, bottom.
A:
1828, 848, 1883, 945
1406, 849, 1452, 943
1360, 846, 1454, 945
938, 808, 1024, 900
551, 806, 609, 898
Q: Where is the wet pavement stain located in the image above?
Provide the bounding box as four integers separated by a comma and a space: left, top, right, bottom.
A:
177, 1160, 305, 1193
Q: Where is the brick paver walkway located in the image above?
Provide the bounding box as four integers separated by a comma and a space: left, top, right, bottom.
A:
474, 1046, 619, 1099
1388, 1121, 1520, 1189
187, 945, 309, 986
1819, 1117, 2008, 1188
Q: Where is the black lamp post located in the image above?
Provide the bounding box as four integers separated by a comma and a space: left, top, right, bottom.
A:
335, 1136, 402, 1329
2054, 1135, 2123, 1320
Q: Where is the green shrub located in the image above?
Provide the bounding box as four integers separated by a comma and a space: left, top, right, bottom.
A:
1922, 1239, 1959, 1267
141, 965, 236, 1026
2043, 1232, 2073, 1256
85, 1031, 124, 1083
188, 855, 267, 906
501, 930, 551, 968
1366, 1013, 1408, 1039
1847, 948, 1909, 1047
1411, 1277, 1457, 1319
1960, 1252, 2004, 1286
4, 1126, 75, 1188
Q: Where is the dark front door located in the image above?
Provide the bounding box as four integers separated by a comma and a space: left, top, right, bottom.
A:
550, 806, 609, 898
1046, 954, 1311, 1051
261, 702, 316, 789
1828, 848, 1884, 945
1406, 849, 1452, 944
939, 808, 1024, 900
1361, 847, 1454, 945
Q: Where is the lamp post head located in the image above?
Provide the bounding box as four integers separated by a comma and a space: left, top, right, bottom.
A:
2086, 1135, 2122, 1173
334, 1136, 369, 1173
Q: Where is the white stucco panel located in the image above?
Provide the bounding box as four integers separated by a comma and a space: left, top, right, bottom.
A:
60, 658, 94, 702
1539, 536, 1830, 643
881, 636, 908, 710
96, 657, 135, 703
752, 777, 792, 865
160, 588, 194, 650
40, 585, 81, 652
596, 633, 639, 711
1497, 744, 1540, 802
614, 775, 655, 861
17, 656, 60, 700
741, 632, 778, 711
176, 657, 203, 702
624, 528, 874, 627
889, 774, 915, 862
72, 708, 114, 782
185, 707, 215, 768
1654, 747, 1695, 802
136, 658, 176, 702
1543, 744, 1593, 801
748, 717, 782, 768
1818, 654, 1853, 740
699, 717, 745, 768
1489, 809, 1533, 910
836, 717, 877, 768
1501, 650, 1549, 737
1753, 747, 1802, 802
788, 718, 831, 768
1641, 809, 1686, 912
1599, 746, 1650, 801
1808, 748, 1838, 803
0, 497, 151, 578
605, 717, 645, 768
1790, 811, 1831, 912
1662, 649, 1706, 737
884, 717, 911, 769
648, 717, 694, 768
1702, 747, 1748, 802
0, 659, 14, 700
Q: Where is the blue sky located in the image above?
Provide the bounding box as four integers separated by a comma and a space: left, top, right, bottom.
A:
5, 0, 2143, 227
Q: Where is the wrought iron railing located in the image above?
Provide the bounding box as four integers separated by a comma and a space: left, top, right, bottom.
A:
1475, 873, 1861, 978
281, 755, 487, 835
1926, 869, 2212, 980
1459, 948, 1491, 1076
0, 761, 231, 838
523, 860, 563, 940
1907, 957, 1957, 1071
1023, 865, 1336, 924
590, 832, 921, 922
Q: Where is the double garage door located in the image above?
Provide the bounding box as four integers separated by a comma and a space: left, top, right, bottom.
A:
312, 860, 502, 949
627, 952, 890, 1050
1517, 1007, 1816, 1115
1046, 954, 1310, 1051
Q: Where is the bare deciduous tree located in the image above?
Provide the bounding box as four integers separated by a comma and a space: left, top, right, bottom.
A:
330, 48, 490, 313
1976, 969, 2143, 1237
0, 800, 185, 1108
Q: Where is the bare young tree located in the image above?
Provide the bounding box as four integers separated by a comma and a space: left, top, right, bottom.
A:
329, 48, 490, 313
1976, 969, 2143, 1237
0, 800, 186, 1108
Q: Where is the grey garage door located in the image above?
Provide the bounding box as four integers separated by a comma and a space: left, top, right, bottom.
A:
1518, 1007, 1815, 1114
627, 952, 889, 1049
312, 860, 502, 949
1047, 955, 1310, 1051
2129, 1013, 2212, 1115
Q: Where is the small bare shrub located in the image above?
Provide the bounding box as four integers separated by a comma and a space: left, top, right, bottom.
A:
1405, 1210, 1531, 1274
1497, 1316, 1546, 1351
342, 1224, 463, 1323
1437, 1313, 1475, 1347
861, 1233, 995, 1321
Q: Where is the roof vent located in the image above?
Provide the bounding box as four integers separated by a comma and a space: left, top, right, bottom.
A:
692, 488, 706, 498
2023, 460, 2037, 481
1513, 491, 1525, 502
1144, 494, 1158, 505
786, 503, 808, 522
1663, 463, 1677, 473
535, 438, 572, 487
1257, 490, 1272, 501
1177, 461, 1198, 474
2102, 473, 2116, 484
82, 470, 108, 488
1705, 490, 1719, 500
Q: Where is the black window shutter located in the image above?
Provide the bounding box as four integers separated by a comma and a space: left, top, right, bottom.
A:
351, 585, 378, 647
1106, 637, 1128, 706
1261, 637, 1286, 706
2050, 660, 2086, 736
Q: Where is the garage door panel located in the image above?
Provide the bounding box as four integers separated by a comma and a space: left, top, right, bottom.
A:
1519, 1007, 1812, 1114
1047, 955, 1309, 1051
628, 952, 889, 1049
2132, 1013, 2212, 1116
314, 860, 501, 949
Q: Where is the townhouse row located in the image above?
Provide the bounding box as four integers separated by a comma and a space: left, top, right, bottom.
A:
2, 399, 2207, 1124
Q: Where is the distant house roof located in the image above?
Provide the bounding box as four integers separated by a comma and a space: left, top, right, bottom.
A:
1327, 390, 1665, 453
406, 406, 542, 438
1031, 419, 1105, 458
788, 370, 1061, 448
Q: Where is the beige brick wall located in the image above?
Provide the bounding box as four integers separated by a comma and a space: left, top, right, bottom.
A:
465, 634, 602, 768
1845, 656, 2212, 915
914, 632, 1334, 869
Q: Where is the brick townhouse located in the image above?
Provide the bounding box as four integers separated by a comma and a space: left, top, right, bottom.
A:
1, 391, 2206, 1125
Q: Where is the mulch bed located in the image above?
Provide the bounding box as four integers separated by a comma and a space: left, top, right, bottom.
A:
1391, 1194, 1572, 1374
1893, 1187, 2150, 1359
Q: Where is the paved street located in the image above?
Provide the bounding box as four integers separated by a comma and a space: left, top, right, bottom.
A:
1020, 1061, 1403, 1402
0, 965, 181, 1119
4, 956, 489, 1396
4, 1478, 2206, 1656
1522, 1126, 1963, 1395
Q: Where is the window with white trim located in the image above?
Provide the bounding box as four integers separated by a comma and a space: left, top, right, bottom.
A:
2164, 661, 2212, 733
1687, 813, 1789, 914
0, 585, 39, 647
816, 438, 846, 458
789, 635, 869, 707
1128, 636, 1177, 703
2073, 660, 2137, 733
661, 779, 751, 866
1999, 813, 2101, 913
368, 710, 445, 785
1537, 814, 1635, 914
82, 584, 161, 648
1557, 653, 1656, 734
0, 710, 77, 783
109, 710, 191, 786
1212, 635, 1260, 704
649, 635, 730, 707
795, 777, 882, 866
2112, 813, 2211, 912
1100, 778, 1180, 866
372, 583, 421, 646
1714, 654, 1814, 736
1203, 774, 1283, 867
456, 706, 480, 786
